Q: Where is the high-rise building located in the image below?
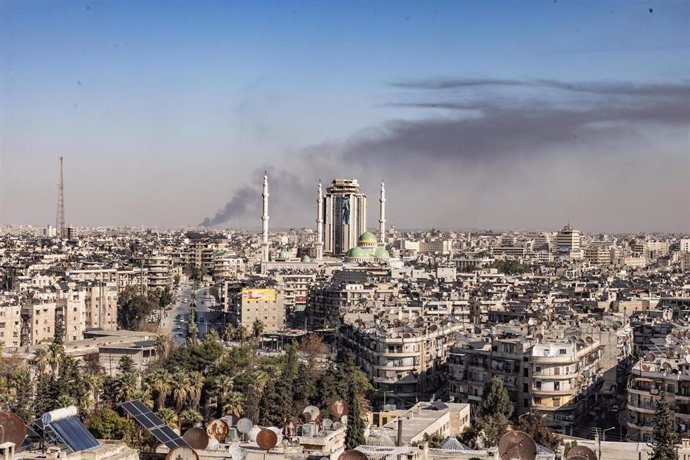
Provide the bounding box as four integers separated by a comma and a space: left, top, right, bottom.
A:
555, 224, 582, 259
322, 179, 367, 255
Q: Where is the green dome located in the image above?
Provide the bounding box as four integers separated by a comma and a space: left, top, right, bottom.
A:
347, 247, 369, 258
279, 250, 292, 260
301, 255, 311, 262
358, 232, 377, 245
374, 247, 390, 259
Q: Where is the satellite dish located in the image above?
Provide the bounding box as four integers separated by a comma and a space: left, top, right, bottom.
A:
268, 426, 283, 445
322, 418, 334, 430
685, 355, 690, 365
332, 422, 345, 430
207, 419, 230, 442
248, 426, 261, 442
645, 352, 656, 362
330, 400, 349, 418
166, 446, 200, 460
303, 405, 320, 422
535, 333, 543, 341
528, 318, 536, 326
566, 446, 597, 460
256, 428, 278, 451
183, 427, 210, 450
585, 336, 594, 344
236, 418, 253, 434
338, 450, 369, 460
341, 415, 348, 424
498, 431, 537, 460
0, 411, 27, 447
228, 443, 247, 460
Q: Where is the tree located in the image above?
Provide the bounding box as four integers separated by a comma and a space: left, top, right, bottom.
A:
459, 413, 510, 449
480, 377, 513, 418
650, 392, 679, 460
88, 408, 134, 440
345, 380, 366, 449
252, 319, 265, 340
118, 285, 158, 330
516, 413, 560, 450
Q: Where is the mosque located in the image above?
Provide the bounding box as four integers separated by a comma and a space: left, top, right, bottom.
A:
259, 175, 390, 271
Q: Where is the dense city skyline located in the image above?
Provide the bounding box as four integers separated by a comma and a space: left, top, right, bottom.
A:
1, 1, 689, 232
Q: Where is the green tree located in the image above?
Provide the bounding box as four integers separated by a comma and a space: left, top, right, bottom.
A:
650, 392, 679, 460
118, 285, 158, 330
480, 377, 514, 418
252, 319, 265, 340
459, 414, 510, 449
516, 413, 560, 450
88, 408, 134, 440
345, 380, 366, 449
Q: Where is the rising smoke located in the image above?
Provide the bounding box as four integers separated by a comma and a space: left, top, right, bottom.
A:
199, 78, 690, 230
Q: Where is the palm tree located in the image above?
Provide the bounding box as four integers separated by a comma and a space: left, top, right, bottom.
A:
171, 371, 190, 410
252, 320, 264, 339
146, 370, 173, 410
32, 347, 49, 375
235, 325, 248, 344
154, 335, 172, 361
47, 342, 64, 375
187, 371, 204, 409
179, 408, 203, 431
157, 408, 178, 429
114, 372, 138, 403
222, 391, 245, 418
223, 324, 235, 343
83, 372, 104, 410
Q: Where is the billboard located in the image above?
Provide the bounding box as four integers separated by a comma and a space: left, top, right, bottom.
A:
242, 288, 276, 303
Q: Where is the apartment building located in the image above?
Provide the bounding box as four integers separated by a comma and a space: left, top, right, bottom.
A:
531, 340, 603, 432
338, 318, 465, 404
626, 338, 690, 442
0, 295, 22, 349
145, 254, 172, 290
448, 333, 535, 416
22, 298, 57, 345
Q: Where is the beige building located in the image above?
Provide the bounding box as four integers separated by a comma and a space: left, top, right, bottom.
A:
22, 298, 57, 345
240, 288, 285, 333
0, 299, 22, 349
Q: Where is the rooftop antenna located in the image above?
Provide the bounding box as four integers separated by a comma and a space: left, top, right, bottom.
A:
56, 156, 65, 238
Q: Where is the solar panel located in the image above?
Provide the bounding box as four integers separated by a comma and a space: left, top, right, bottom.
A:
39, 407, 101, 453
120, 400, 190, 449
431, 401, 448, 410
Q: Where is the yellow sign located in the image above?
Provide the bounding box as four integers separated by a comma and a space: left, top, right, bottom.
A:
241, 288, 276, 303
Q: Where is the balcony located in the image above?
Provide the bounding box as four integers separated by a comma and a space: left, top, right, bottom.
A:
532, 387, 574, 396
627, 402, 656, 414
532, 371, 578, 380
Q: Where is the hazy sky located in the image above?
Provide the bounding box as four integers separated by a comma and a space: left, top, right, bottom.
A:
1, 1, 689, 232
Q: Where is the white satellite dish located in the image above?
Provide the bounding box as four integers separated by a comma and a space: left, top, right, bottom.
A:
236, 418, 253, 434
341, 415, 348, 424
248, 426, 261, 442
322, 418, 334, 430
302, 405, 320, 422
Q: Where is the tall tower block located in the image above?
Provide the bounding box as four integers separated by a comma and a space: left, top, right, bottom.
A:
56, 156, 65, 239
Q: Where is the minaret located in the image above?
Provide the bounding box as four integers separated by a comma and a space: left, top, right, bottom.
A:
261, 173, 269, 265
316, 180, 324, 260
379, 180, 386, 245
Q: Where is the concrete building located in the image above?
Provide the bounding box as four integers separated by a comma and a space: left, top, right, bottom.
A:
240, 288, 285, 333
531, 340, 603, 432
555, 225, 582, 259
0, 297, 22, 349
323, 179, 367, 255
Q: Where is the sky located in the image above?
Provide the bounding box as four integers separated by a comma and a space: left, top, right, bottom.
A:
1, 0, 689, 233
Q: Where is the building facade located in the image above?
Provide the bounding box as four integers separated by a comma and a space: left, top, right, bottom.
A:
323, 179, 367, 255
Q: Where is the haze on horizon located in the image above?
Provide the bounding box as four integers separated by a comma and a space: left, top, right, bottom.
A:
1, 1, 689, 233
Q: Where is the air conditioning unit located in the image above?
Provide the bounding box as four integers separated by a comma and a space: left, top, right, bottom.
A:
301, 423, 318, 437
383, 404, 397, 411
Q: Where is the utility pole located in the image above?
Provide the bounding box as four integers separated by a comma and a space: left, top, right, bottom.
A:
56, 156, 65, 238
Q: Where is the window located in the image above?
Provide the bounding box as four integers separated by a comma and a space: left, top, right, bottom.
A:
559, 349, 567, 355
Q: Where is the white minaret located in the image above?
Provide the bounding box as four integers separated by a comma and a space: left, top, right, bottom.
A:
379, 180, 386, 245
261, 173, 269, 264
316, 180, 324, 260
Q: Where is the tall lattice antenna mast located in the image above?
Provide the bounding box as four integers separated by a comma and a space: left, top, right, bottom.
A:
57, 156, 65, 238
